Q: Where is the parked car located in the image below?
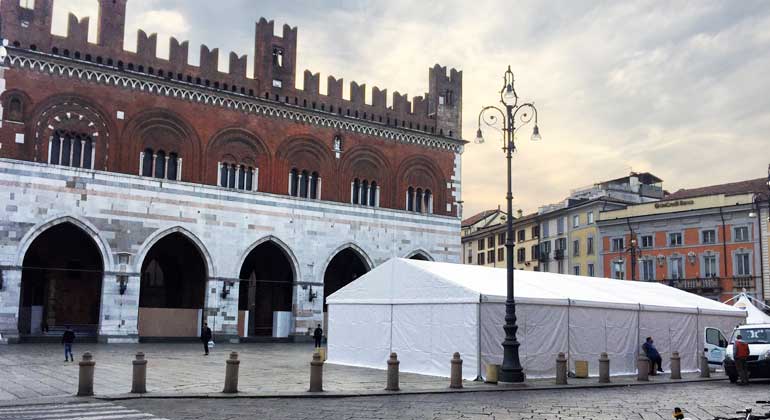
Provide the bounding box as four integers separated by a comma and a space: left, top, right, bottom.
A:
723, 323, 770, 383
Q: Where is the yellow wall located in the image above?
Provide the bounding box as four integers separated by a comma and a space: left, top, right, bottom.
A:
568, 206, 601, 276
600, 193, 754, 220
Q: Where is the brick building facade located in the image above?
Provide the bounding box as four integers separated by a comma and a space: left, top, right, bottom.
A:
0, 1, 464, 343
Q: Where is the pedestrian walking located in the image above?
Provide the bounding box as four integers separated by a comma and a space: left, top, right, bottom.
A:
313, 324, 323, 348
642, 337, 664, 374
62, 326, 75, 362
733, 334, 750, 385
201, 322, 212, 356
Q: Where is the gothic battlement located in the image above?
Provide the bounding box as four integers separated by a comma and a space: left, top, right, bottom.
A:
0, 1, 463, 138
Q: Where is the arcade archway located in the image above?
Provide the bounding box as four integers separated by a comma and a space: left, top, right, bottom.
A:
323, 247, 371, 311
18, 223, 103, 337
138, 232, 207, 338
238, 241, 294, 337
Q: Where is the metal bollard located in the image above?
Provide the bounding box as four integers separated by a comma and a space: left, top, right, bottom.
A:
386, 352, 400, 391
223, 351, 240, 393
555, 352, 567, 385
670, 351, 681, 380
309, 351, 324, 392
131, 352, 147, 394
77, 352, 95, 396
450, 352, 463, 389
598, 352, 610, 383
699, 355, 710, 378
637, 355, 649, 381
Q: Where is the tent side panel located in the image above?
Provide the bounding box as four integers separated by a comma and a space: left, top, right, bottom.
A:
327, 304, 392, 369
480, 302, 568, 379
569, 307, 638, 376
392, 303, 478, 379
699, 313, 743, 364
639, 311, 698, 372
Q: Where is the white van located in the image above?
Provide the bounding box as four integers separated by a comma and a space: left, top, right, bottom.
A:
722, 323, 770, 383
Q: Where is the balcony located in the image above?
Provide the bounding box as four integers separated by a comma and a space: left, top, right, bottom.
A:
538, 252, 550, 263
733, 276, 755, 289
554, 249, 565, 260
667, 277, 721, 292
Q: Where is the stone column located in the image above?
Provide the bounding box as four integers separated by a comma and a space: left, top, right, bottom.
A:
79, 139, 86, 167
317, 177, 322, 199
139, 152, 145, 175
151, 154, 157, 177
176, 158, 182, 181
97, 273, 139, 343
163, 156, 169, 180
216, 161, 222, 186
0, 268, 22, 343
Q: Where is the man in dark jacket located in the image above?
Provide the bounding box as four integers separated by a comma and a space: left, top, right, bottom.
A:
62, 326, 75, 362
201, 322, 212, 355
643, 336, 664, 374
313, 324, 323, 348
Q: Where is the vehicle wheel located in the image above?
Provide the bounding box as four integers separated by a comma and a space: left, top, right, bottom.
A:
728, 375, 737, 383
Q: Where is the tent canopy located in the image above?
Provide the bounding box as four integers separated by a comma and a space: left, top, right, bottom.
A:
732, 294, 770, 324
328, 258, 745, 316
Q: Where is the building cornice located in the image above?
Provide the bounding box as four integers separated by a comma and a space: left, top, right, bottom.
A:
5, 49, 467, 153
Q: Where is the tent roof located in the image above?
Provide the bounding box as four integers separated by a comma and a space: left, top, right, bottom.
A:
327, 258, 745, 317
733, 294, 770, 324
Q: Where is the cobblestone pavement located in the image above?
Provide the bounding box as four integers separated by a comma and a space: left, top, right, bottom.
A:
119, 381, 770, 420
0, 342, 449, 400
0, 342, 723, 401
0, 401, 171, 420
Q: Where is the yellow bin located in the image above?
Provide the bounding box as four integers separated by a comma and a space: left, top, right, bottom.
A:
314, 347, 327, 361
574, 360, 589, 378
485, 364, 499, 384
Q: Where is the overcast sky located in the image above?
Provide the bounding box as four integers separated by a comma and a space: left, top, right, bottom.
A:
51, 0, 770, 218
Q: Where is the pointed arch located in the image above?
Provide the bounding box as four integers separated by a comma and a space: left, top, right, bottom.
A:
405, 249, 434, 261
15, 214, 113, 270
236, 235, 301, 281
134, 226, 214, 278
321, 242, 374, 274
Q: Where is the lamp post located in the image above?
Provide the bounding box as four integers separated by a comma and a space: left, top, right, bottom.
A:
620, 239, 643, 281
474, 66, 540, 383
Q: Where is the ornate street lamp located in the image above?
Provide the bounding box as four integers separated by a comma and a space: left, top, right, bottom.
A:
475, 66, 540, 383
620, 238, 644, 281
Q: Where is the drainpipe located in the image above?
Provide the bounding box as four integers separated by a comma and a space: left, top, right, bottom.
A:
719, 208, 729, 296
753, 194, 765, 300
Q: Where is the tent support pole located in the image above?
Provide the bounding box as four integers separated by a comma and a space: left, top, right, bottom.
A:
475, 299, 483, 381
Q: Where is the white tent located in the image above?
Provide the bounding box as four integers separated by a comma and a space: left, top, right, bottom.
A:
731, 294, 770, 324
326, 258, 745, 380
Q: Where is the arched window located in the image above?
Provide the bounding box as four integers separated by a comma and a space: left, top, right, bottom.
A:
310, 172, 319, 199
289, 168, 299, 197
352, 178, 360, 205
245, 166, 254, 191
415, 188, 423, 213
48, 130, 95, 169
238, 165, 246, 190
361, 180, 369, 206
142, 148, 154, 177
228, 164, 236, 188
407, 187, 415, 211
7, 97, 23, 121
154, 151, 166, 179
423, 189, 432, 214
299, 170, 309, 198
369, 181, 378, 207
220, 163, 228, 187
167, 153, 178, 180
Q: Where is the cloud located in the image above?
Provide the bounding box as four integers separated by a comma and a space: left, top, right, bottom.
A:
48, 1, 770, 218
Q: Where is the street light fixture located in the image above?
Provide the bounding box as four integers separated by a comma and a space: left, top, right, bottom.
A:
625, 238, 643, 281
475, 65, 540, 383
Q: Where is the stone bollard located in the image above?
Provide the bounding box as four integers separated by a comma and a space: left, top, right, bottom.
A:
555, 352, 567, 385
131, 352, 147, 394
699, 355, 710, 378
309, 351, 324, 392
485, 364, 499, 384
450, 352, 463, 389
670, 351, 681, 380
77, 352, 95, 396
598, 352, 610, 383
222, 352, 240, 393
386, 352, 400, 391
637, 355, 649, 381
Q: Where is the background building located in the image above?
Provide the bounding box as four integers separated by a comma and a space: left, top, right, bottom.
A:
0, 1, 464, 343
598, 178, 769, 302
